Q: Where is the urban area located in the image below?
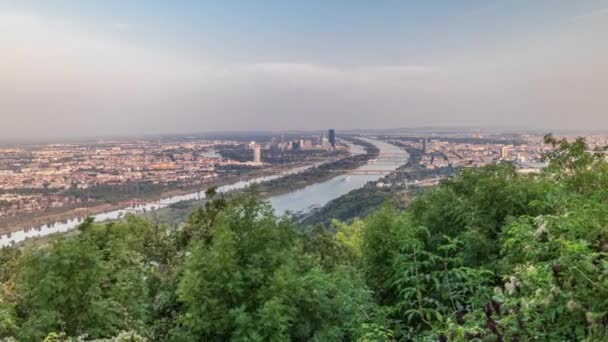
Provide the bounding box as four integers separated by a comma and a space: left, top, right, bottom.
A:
2, 129, 605, 234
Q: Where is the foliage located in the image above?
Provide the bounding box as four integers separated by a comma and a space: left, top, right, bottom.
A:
177, 195, 374, 341
299, 185, 403, 227
0, 293, 16, 338
14, 218, 150, 341
360, 205, 411, 306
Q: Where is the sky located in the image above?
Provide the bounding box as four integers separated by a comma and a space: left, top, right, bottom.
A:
1, 0, 607, 139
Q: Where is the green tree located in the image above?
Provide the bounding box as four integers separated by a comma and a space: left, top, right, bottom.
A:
178, 186, 227, 249
15, 220, 148, 341
0, 292, 16, 338
0, 247, 20, 338
410, 163, 551, 268
177, 195, 373, 341
360, 205, 409, 305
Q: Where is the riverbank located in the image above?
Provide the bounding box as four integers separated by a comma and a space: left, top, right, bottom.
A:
0, 159, 326, 236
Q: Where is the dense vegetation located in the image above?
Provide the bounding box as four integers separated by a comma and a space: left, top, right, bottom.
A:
1, 135, 608, 341
298, 184, 406, 227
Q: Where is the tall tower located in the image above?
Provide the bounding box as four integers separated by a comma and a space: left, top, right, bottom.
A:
253, 144, 262, 163
328, 129, 336, 149
500, 146, 509, 160
422, 137, 429, 154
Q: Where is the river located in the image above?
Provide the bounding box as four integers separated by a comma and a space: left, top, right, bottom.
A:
0, 138, 407, 247
270, 138, 408, 214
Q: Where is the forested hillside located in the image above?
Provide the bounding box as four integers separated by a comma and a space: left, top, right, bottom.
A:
2, 135, 608, 341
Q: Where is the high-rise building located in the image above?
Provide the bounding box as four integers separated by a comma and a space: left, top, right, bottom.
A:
302, 139, 313, 150
328, 129, 336, 148
422, 137, 429, 154
500, 146, 510, 160
253, 144, 262, 163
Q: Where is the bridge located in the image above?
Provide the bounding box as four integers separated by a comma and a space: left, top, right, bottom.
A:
376, 152, 409, 156
329, 169, 412, 175
367, 161, 408, 165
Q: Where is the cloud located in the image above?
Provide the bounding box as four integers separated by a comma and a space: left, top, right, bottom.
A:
0, 12, 39, 27
112, 23, 132, 31
229, 62, 439, 88
572, 7, 608, 21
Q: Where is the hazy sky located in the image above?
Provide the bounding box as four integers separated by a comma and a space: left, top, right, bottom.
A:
1, 0, 607, 139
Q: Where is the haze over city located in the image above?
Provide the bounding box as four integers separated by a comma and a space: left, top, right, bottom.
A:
1, 0, 607, 140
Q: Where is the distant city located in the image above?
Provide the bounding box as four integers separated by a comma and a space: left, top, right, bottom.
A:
1, 128, 607, 237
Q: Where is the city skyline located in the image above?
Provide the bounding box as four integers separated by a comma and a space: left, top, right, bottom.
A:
1, 0, 607, 139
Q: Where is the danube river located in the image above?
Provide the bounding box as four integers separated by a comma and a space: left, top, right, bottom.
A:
270, 138, 408, 214
0, 138, 408, 247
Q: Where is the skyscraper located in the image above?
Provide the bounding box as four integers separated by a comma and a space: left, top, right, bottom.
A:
328, 129, 336, 149
500, 146, 509, 160
253, 144, 262, 163
422, 137, 429, 154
